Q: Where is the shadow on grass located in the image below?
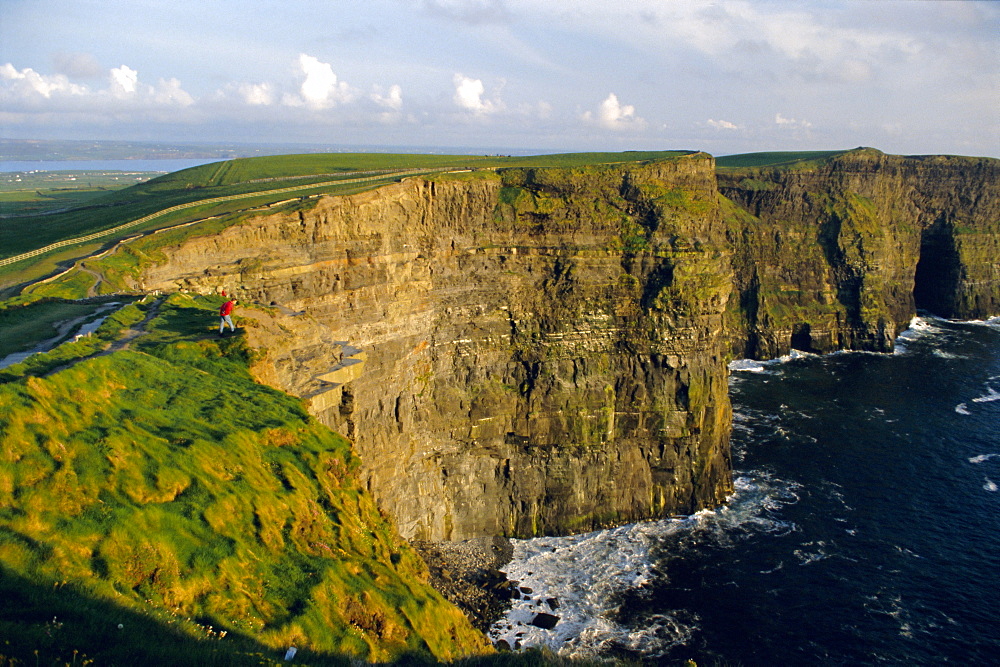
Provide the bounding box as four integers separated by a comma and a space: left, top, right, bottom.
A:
137, 297, 232, 345
0, 566, 353, 666
1, 567, 589, 667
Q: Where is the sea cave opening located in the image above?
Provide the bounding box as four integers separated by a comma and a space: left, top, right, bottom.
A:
913, 223, 960, 318
790, 322, 814, 352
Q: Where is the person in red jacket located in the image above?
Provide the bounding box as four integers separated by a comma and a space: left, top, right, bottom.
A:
219, 298, 237, 335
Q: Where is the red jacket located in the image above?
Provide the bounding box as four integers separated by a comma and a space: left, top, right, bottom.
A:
219, 300, 236, 317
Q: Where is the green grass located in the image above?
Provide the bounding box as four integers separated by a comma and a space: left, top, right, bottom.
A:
0, 293, 490, 663
154, 151, 696, 188
715, 150, 851, 169
0, 170, 161, 217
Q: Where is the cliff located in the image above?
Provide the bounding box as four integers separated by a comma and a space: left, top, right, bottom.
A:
141, 155, 735, 541
134, 149, 997, 542
719, 149, 1000, 358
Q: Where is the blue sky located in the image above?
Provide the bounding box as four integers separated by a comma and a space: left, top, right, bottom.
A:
2, 0, 998, 157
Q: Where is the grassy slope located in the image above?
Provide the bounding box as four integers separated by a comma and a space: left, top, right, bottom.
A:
0, 293, 489, 665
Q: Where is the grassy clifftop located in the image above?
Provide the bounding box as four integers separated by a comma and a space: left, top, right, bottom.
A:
0, 293, 489, 664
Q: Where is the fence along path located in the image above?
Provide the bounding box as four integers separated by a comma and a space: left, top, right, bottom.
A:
0, 167, 448, 268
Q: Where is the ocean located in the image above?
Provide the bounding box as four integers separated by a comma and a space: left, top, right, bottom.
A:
491, 316, 1000, 664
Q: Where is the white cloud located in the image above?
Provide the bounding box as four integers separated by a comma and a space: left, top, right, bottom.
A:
53, 52, 103, 80
775, 113, 812, 129
582, 93, 645, 130
838, 59, 872, 84
239, 82, 274, 106
106, 66, 194, 107
1, 63, 87, 98
453, 73, 499, 114
151, 78, 195, 107
707, 118, 739, 130
110, 65, 138, 96
286, 54, 355, 110
371, 84, 403, 110
2, 60, 196, 117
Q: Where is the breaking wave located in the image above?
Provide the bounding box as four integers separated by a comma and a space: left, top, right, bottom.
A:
489, 472, 800, 659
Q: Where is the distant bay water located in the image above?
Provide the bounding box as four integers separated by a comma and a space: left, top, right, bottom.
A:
492, 315, 1000, 663
0, 158, 222, 173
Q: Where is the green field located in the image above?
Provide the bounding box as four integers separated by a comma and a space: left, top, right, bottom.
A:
715, 150, 851, 169
0, 169, 162, 217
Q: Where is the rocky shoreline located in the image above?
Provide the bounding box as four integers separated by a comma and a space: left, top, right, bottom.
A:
410, 536, 515, 635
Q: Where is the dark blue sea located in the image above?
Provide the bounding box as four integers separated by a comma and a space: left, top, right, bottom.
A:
491, 316, 1000, 664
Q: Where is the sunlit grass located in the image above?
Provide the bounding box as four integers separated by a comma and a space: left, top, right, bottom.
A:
0, 293, 488, 663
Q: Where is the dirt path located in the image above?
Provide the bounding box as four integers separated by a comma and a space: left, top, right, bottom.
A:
79, 266, 104, 297
37, 297, 165, 377
97, 296, 164, 356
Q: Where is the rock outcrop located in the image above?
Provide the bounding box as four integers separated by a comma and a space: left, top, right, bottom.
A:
719, 149, 1000, 358
143, 155, 735, 541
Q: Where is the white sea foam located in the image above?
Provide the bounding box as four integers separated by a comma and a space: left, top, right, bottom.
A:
728, 349, 818, 374
900, 316, 948, 337
490, 472, 800, 658
793, 541, 831, 566
490, 518, 683, 657
984, 478, 998, 492
964, 315, 1000, 331
955, 378, 1000, 414
969, 453, 999, 464
894, 316, 950, 355
728, 359, 770, 373
970, 383, 1000, 404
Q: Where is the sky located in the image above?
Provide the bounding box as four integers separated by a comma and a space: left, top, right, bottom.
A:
1, 0, 998, 157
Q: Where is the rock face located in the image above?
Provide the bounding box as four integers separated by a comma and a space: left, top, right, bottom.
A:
143, 155, 735, 540
719, 149, 1000, 358
139, 149, 998, 541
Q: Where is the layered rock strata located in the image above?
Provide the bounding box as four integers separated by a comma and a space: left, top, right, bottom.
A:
719, 150, 1000, 358
142, 155, 735, 540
